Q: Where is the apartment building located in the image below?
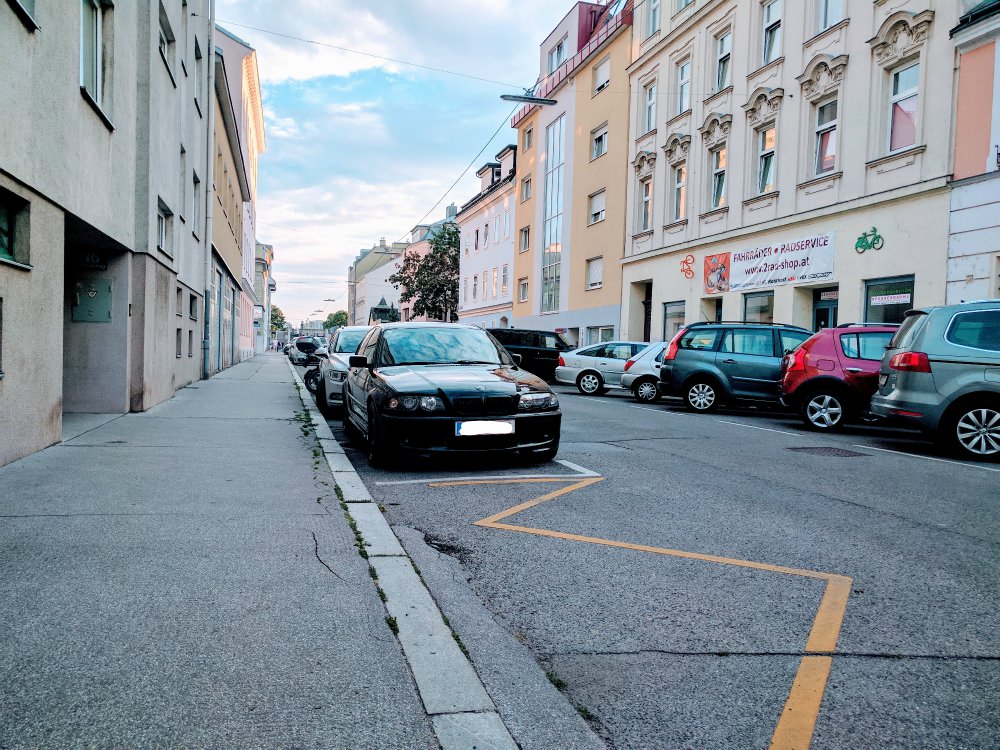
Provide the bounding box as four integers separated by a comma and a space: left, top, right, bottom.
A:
457, 148, 517, 328
948, 0, 1000, 303
254, 242, 276, 353
347, 239, 406, 325
621, 0, 960, 341
511, 1, 634, 346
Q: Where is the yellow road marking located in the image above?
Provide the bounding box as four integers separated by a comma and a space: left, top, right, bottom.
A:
414, 472, 851, 749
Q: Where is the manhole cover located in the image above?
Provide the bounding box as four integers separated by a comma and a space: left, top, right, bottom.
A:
788, 447, 869, 458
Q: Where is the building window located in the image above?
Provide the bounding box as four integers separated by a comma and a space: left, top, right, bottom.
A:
541, 115, 566, 313
504, 210, 510, 238
586, 257, 603, 289
643, 82, 657, 134
189, 293, 198, 320
594, 56, 611, 94
818, 0, 844, 32
588, 326, 615, 345
519, 227, 530, 253
588, 190, 606, 225
521, 176, 532, 202
711, 146, 727, 209
80, 0, 111, 112
473, 275, 478, 300
548, 36, 567, 73
156, 202, 173, 253
865, 276, 915, 324
474, 229, 480, 250
492, 268, 498, 297
677, 60, 691, 114
889, 62, 919, 153
518, 278, 528, 303
188, 329, 194, 357
716, 32, 732, 91
192, 172, 202, 235
493, 216, 499, 243
463, 277, 468, 302
744, 292, 775, 323
815, 99, 838, 175
523, 127, 533, 151
762, 0, 782, 65
638, 178, 653, 231
677, 0, 694, 11
647, 0, 660, 37
482, 267, 488, 298
757, 126, 776, 194
484, 221, 489, 245
592, 124, 608, 159
176, 287, 183, 316
501, 265, 509, 296
672, 163, 687, 221
0, 195, 16, 264
663, 301, 685, 338
176, 328, 183, 358
158, 3, 176, 78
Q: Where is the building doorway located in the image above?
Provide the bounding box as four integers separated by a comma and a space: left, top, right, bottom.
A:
812, 288, 839, 331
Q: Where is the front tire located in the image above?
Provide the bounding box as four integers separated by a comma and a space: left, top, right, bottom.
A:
314, 387, 334, 418
800, 390, 848, 431
366, 405, 392, 468
632, 378, 661, 403
943, 401, 1000, 461
577, 371, 604, 396
304, 368, 321, 394
684, 380, 720, 412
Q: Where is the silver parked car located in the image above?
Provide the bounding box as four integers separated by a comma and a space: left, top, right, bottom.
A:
870, 300, 1000, 460
621, 342, 667, 403
315, 326, 372, 418
555, 340, 648, 395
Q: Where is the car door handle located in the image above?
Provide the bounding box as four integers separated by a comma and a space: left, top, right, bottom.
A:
845, 367, 863, 373
722, 359, 737, 364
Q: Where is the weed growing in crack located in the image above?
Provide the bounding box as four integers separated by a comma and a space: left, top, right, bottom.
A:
576, 705, 595, 721
334, 485, 345, 503
385, 615, 399, 635
368, 565, 378, 580
376, 586, 387, 603
547, 671, 568, 691
411, 561, 421, 576
451, 631, 470, 658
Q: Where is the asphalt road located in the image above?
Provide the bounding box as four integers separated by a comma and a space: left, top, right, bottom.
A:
325, 380, 999, 750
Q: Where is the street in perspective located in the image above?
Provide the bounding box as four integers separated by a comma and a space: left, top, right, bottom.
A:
2, 1, 999, 749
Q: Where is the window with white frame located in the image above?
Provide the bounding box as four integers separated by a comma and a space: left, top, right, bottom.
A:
492, 268, 498, 297
523, 127, 534, 150
463, 277, 468, 302
484, 221, 489, 245
81, 0, 111, 111
521, 176, 532, 202
638, 178, 653, 231
672, 163, 687, 221
677, 60, 691, 114
762, 0, 782, 65
586, 257, 604, 289
889, 62, 919, 153
541, 115, 566, 313
482, 267, 488, 298
647, 0, 661, 37
474, 228, 480, 250
588, 191, 606, 225
815, 99, 838, 174
158, 4, 176, 77
192, 172, 203, 235
677, 0, 694, 11
519, 226, 530, 252
818, 0, 844, 32
643, 82, 657, 133
548, 37, 567, 73
473, 275, 478, 300
594, 56, 611, 94
156, 200, 173, 253
518, 278, 528, 303
592, 124, 608, 159
493, 216, 499, 243
716, 32, 732, 91
504, 210, 510, 238
501, 265, 509, 296
757, 125, 776, 194
711, 146, 727, 209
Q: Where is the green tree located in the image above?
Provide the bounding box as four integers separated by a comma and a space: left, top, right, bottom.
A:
388, 224, 459, 322
270, 305, 286, 333
323, 310, 349, 330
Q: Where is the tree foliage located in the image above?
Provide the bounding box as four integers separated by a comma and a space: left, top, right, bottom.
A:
270, 305, 286, 332
388, 224, 459, 322
323, 310, 349, 330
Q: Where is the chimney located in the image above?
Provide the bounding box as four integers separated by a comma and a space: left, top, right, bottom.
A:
446, 203, 458, 221
379, 237, 387, 247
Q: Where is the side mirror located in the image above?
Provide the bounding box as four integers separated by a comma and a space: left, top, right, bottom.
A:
512, 353, 522, 365
349, 355, 369, 369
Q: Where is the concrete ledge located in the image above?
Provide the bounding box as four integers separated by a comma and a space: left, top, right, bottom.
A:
350, 503, 406, 557
334, 471, 373, 503
319, 438, 346, 457
432, 712, 519, 750
372, 556, 496, 716
323, 452, 355, 473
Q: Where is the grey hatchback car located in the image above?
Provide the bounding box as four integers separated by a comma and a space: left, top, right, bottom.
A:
870, 300, 1000, 460
658, 322, 812, 412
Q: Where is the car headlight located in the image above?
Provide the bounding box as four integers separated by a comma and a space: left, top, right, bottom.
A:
518, 392, 558, 410
385, 395, 445, 412
326, 370, 347, 382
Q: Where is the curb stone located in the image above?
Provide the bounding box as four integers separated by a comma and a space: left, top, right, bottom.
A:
287, 361, 519, 750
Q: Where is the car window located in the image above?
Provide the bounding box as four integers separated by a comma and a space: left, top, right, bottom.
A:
576, 345, 603, 357
653, 346, 665, 364
945, 310, 1000, 352
721, 330, 775, 357
890, 312, 926, 349
678, 329, 720, 351
858, 332, 894, 359
333, 329, 369, 353
381, 327, 508, 366
780, 331, 810, 355
630, 343, 646, 357
541, 333, 566, 349
360, 329, 380, 361
840, 334, 860, 359
606, 344, 632, 360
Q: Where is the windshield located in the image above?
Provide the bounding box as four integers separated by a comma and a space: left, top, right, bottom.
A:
382, 327, 510, 366
333, 329, 368, 353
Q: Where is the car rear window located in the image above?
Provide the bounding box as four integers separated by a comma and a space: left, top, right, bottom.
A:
841, 332, 894, 360
889, 312, 926, 349
678, 329, 721, 351
780, 330, 810, 355
540, 333, 571, 350
945, 310, 1000, 352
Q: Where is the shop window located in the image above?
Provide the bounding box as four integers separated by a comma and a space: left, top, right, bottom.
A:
864, 276, 914, 324
663, 301, 685, 338
743, 291, 774, 322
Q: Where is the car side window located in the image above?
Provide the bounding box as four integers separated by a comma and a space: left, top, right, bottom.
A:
858, 332, 894, 359
577, 345, 603, 357
360, 330, 380, 362
607, 344, 632, 360
946, 311, 1000, 352
654, 347, 665, 364
780, 331, 810, 355
679, 329, 721, 350
721, 330, 775, 356
631, 344, 646, 357
840, 334, 860, 359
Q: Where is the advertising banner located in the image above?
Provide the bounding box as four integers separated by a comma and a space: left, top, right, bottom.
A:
703, 232, 836, 294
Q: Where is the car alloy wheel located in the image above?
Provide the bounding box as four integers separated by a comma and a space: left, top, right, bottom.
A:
953, 406, 1000, 458
804, 393, 845, 431
633, 379, 660, 403
577, 372, 603, 396
685, 381, 717, 412
366, 406, 389, 467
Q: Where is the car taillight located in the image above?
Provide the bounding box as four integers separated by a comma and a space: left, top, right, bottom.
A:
663, 329, 686, 361
785, 347, 807, 373
624, 359, 635, 372
558, 356, 565, 367
889, 352, 931, 373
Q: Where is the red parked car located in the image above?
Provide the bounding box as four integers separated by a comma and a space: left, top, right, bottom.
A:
781, 324, 898, 431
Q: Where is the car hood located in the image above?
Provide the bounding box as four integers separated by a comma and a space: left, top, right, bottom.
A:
378, 364, 550, 394
323, 352, 353, 370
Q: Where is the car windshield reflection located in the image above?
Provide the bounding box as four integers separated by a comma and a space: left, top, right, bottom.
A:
382, 327, 506, 366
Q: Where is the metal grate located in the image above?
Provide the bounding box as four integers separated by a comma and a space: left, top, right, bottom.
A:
787, 447, 870, 458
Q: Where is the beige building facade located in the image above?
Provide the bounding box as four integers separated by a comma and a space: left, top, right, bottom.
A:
621, 0, 960, 342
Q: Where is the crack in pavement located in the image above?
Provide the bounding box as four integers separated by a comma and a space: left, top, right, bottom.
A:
310, 531, 344, 580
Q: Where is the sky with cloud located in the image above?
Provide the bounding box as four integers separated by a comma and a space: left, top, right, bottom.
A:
215, 0, 573, 326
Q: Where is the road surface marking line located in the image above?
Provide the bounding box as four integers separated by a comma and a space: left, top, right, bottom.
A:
556, 459, 602, 476
769, 655, 833, 750
472, 478, 606, 526
375, 472, 585, 486
714, 419, 805, 438
431, 478, 581, 487
853, 444, 1000, 473
804, 576, 853, 654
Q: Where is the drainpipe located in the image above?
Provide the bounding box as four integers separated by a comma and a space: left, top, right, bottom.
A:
201, 3, 216, 380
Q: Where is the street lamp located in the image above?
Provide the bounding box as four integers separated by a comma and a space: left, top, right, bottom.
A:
500, 90, 558, 106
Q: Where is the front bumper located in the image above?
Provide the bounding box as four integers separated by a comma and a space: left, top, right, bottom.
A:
380, 411, 561, 454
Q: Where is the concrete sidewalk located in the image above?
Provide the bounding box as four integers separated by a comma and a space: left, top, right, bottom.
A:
0, 354, 437, 749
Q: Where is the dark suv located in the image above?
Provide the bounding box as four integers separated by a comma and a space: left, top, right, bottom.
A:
658, 322, 811, 412
487, 328, 572, 381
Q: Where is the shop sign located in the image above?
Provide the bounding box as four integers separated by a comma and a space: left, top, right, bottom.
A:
820, 290, 839, 301
870, 293, 911, 307
253, 305, 264, 319
704, 232, 835, 294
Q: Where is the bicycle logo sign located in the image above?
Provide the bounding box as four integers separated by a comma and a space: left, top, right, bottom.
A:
855, 227, 884, 254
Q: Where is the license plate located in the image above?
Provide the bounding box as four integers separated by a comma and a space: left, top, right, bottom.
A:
455, 420, 515, 436
878, 374, 888, 388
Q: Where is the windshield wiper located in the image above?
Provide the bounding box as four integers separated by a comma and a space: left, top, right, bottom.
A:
454, 360, 498, 365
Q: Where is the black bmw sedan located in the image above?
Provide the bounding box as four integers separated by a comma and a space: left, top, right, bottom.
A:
343, 323, 561, 466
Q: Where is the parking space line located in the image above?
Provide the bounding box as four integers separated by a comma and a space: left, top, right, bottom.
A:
853, 444, 1000, 473
714, 419, 806, 438
374, 458, 599, 486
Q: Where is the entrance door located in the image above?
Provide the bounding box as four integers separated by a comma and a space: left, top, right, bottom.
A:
813, 288, 839, 331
